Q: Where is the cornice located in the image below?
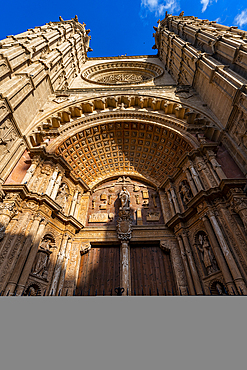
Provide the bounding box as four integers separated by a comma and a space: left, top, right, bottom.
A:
2, 184, 84, 231
166, 178, 247, 229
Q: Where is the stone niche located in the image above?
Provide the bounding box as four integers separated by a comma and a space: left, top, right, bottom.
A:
86, 177, 164, 227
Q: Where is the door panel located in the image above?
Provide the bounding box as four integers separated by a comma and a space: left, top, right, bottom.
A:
76, 246, 120, 296
130, 245, 176, 295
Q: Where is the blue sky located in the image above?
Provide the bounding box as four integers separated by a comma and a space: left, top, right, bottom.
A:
0, 0, 247, 57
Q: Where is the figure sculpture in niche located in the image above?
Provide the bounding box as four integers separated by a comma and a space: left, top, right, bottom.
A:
31, 236, 53, 279
197, 233, 218, 275
215, 283, 226, 295
119, 186, 130, 210
56, 183, 69, 211
179, 181, 192, 204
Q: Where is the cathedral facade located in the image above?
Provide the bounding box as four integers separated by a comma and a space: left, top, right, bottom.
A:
0, 14, 247, 296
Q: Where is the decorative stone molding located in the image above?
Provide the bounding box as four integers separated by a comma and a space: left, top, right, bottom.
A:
80, 242, 91, 255
81, 61, 164, 85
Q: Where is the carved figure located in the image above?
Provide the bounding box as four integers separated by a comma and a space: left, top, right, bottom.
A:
197, 234, 217, 275
135, 194, 140, 204
39, 237, 53, 251
32, 236, 53, 278
56, 183, 69, 210
119, 186, 130, 210
32, 251, 50, 277
32, 236, 52, 278
179, 181, 192, 204
26, 286, 36, 296
215, 283, 226, 295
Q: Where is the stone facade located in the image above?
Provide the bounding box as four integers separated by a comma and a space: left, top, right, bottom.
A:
0, 14, 247, 296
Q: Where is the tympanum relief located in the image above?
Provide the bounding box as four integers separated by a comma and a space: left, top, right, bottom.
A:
86, 177, 164, 226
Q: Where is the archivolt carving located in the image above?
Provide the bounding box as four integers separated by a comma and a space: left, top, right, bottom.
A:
28, 94, 218, 148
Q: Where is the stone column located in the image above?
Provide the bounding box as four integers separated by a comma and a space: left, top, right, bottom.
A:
207, 151, 227, 181
181, 232, 203, 295
50, 172, 63, 200
45, 167, 59, 196
176, 235, 195, 295
69, 189, 79, 216
167, 191, 175, 217
120, 241, 131, 296
188, 161, 203, 191
21, 157, 39, 185
4, 214, 41, 295
218, 205, 247, 281
207, 211, 247, 294
16, 216, 47, 295
56, 238, 73, 295
170, 187, 180, 214
201, 214, 236, 294
231, 197, 247, 233
49, 234, 70, 295
184, 168, 197, 196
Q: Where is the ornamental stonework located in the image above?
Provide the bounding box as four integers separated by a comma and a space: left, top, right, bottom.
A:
81, 61, 164, 85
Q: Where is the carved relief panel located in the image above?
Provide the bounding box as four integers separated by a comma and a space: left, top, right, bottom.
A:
86, 177, 164, 226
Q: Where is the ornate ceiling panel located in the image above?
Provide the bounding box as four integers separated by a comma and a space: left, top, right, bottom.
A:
56, 121, 193, 189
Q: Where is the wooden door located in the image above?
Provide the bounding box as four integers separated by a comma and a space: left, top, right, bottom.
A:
130, 244, 177, 295
76, 245, 120, 296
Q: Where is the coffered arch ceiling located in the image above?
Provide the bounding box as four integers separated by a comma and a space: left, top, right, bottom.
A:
55, 120, 193, 189
29, 94, 221, 189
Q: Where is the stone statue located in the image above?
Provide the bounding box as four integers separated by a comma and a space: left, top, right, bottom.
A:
31, 236, 53, 278
197, 234, 217, 275
56, 183, 69, 210
215, 283, 226, 295
26, 286, 36, 296
179, 181, 192, 204
119, 186, 130, 210
32, 251, 50, 277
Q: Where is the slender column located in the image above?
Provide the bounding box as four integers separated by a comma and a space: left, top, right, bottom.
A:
170, 187, 180, 213
45, 167, 59, 196
49, 234, 70, 295
16, 217, 47, 295
207, 151, 227, 181
208, 211, 247, 294
120, 241, 131, 296
4, 214, 41, 295
184, 168, 197, 196
176, 235, 195, 295
50, 172, 63, 200
167, 191, 175, 217
202, 214, 236, 294
188, 161, 203, 191
21, 157, 39, 185
181, 232, 203, 295
218, 205, 247, 281
56, 239, 73, 295
69, 190, 79, 216
74, 192, 82, 219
